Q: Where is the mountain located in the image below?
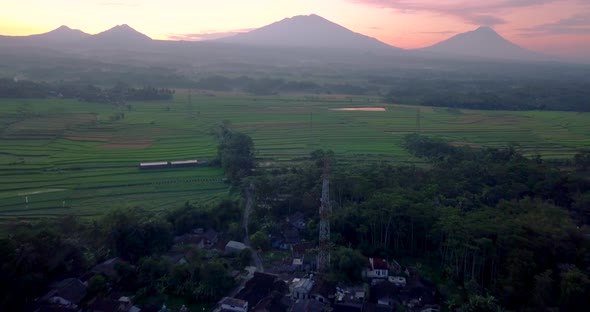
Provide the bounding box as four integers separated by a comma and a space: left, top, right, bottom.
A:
29, 25, 90, 41
422, 26, 544, 61
92, 24, 152, 44
216, 14, 401, 52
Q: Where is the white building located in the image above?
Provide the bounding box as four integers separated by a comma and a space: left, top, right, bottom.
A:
225, 240, 248, 255
365, 258, 389, 279
220, 297, 248, 312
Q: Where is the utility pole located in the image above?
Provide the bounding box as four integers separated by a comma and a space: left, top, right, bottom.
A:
318, 158, 331, 272
309, 111, 313, 150
416, 108, 422, 133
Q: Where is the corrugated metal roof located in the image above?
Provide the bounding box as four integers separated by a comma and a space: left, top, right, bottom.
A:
140, 161, 168, 166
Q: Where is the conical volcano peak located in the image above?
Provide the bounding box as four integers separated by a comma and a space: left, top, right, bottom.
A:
215, 14, 401, 52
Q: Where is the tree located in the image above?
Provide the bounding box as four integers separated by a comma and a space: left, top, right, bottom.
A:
461, 294, 504, 312
218, 132, 255, 181
103, 208, 173, 262
560, 266, 590, 310
250, 230, 270, 251
137, 256, 171, 296
330, 247, 367, 284
197, 260, 233, 301
238, 248, 253, 267
532, 270, 555, 310
88, 275, 107, 295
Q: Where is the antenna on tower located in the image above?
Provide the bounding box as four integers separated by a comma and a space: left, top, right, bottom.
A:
317, 156, 331, 273
309, 111, 313, 150
415, 108, 421, 133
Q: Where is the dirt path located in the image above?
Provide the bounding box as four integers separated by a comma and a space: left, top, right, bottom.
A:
244, 183, 264, 272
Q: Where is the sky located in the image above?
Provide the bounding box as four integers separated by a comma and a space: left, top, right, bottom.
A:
1, 0, 589, 60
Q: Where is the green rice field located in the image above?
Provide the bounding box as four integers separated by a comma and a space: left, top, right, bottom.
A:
1, 91, 590, 222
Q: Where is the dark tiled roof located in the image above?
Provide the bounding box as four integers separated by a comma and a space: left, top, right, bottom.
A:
173, 234, 203, 245
91, 298, 120, 312
311, 279, 336, 299
204, 228, 218, 241
252, 296, 288, 312
292, 242, 313, 256
42, 278, 87, 305
236, 272, 278, 308
372, 281, 399, 301
333, 303, 363, 312
32, 304, 79, 312
288, 212, 306, 229
92, 257, 124, 279
363, 303, 394, 312
283, 227, 301, 244
291, 299, 327, 312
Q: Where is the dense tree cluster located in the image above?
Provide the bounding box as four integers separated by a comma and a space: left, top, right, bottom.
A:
0, 78, 174, 103
194, 75, 374, 96
0, 201, 242, 311
250, 137, 590, 310
383, 77, 590, 112
215, 122, 255, 182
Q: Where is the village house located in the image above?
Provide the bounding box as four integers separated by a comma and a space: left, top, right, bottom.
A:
287, 211, 306, 230
292, 278, 314, 299
369, 275, 440, 312
203, 228, 219, 248
372, 281, 401, 308
333, 286, 366, 312
91, 295, 141, 312
233, 272, 288, 310
290, 299, 328, 312
365, 258, 389, 280
389, 276, 407, 288
220, 297, 248, 312
92, 257, 127, 280
173, 233, 205, 249
310, 279, 337, 305
225, 240, 248, 255
38, 278, 87, 310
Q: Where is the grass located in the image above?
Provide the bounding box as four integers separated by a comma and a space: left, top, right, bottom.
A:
1, 91, 590, 221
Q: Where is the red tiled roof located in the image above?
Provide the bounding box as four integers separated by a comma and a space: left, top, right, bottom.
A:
371, 258, 389, 270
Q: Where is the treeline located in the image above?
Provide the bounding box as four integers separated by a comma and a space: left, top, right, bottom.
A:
0, 78, 174, 103
381, 77, 590, 112
251, 138, 590, 311
0, 200, 245, 311
193, 74, 590, 111
194, 75, 375, 96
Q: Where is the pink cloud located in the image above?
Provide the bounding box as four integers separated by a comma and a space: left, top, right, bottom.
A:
519, 12, 590, 36
349, 0, 562, 25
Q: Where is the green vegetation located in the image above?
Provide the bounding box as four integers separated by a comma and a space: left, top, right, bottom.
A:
1, 92, 590, 224
0, 201, 243, 311
250, 141, 590, 311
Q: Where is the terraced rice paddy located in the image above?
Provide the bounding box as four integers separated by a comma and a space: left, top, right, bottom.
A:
1, 91, 590, 222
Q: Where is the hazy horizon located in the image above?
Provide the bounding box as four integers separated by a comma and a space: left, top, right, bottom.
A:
2, 0, 589, 62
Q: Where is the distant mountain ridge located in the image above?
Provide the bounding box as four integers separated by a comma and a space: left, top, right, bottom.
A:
3, 24, 151, 44
0, 17, 560, 63
93, 24, 152, 43
28, 25, 90, 41
421, 26, 544, 61
216, 14, 401, 53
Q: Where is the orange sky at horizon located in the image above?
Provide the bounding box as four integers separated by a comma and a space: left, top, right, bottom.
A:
1, 0, 589, 59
